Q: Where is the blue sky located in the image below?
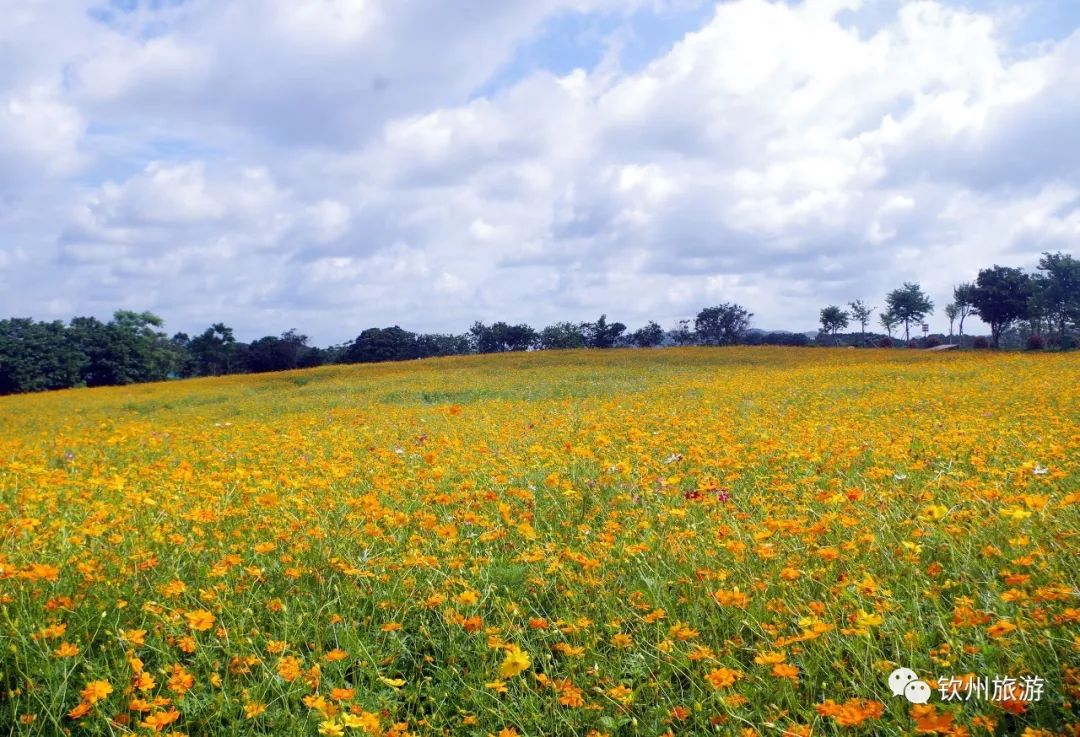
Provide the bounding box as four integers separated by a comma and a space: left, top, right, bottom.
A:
2, 0, 1079, 342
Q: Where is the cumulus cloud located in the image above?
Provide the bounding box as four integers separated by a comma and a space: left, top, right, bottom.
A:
0, 0, 1078, 340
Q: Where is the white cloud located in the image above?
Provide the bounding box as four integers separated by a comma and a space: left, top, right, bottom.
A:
1, 0, 1078, 340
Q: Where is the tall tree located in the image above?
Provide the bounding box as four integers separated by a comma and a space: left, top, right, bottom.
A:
970, 266, 1033, 348
952, 283, 977, 342
944, 304, 959, 339
878, 309, 897, 338
694, 304, 752, 346
885, 283, 933, 343
1034, 251, 1080, 348
110, 310, 175, 382
189, 323, 237, 376
847, 300, 873, 345
819, 305, 849, 343
583, 315, 626, 349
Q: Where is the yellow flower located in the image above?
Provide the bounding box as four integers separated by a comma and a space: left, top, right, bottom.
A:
919, 504, 948, 522
499, 645, 531, 678
318, 720, 345, 736
753, 650, 786, 665
855, 610, 883, 629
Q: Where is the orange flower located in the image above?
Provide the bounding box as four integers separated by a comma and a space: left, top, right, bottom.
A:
772, 663, 799, 681
704, 668, 742, 690
277, 655, 303, 681
80, 680, 113, 704
911, 704, 954, 733
185, 609, 215, 632
54, 642, 79, 658
67, 701, 92, 720
713, 589, 750, 608
139, 709, 180, 732
816, 699, 884, 727
986, 620, 1017, 639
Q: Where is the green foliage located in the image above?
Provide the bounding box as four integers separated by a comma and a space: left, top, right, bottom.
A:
539, 322, 586, 350
0, 319, 83, 394
885, 282, 934, 343
630, 321, 664, 348
1034, 251, 1080, 346
971, 266, 1034, 348
582, 314, 626, 349
847, 299, 873, 342
188, 323, 238, 376
952, 282, 978, 339
694, 303, 752, 346
818, 305, 849, 339
346, 326, 420, 363
469, 322, 538, 353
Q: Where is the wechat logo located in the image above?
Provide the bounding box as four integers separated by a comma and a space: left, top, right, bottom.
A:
889, 668, 932, 704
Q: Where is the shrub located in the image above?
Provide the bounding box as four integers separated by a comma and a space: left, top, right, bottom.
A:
1026, 334, 1046, 351
972, 336, 990, 349
925, 336, 943, 348
877, 337, 893, 348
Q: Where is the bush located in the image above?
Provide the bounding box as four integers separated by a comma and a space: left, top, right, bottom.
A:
1026, 334, 1046, 351
972, 336, 990, 349
877, 337, 893, 348
925, 336, 943, 348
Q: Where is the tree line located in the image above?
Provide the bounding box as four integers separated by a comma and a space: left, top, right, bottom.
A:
1, 252, 1076, 396
817, 252, 1079, 349
0, 304, 751, 395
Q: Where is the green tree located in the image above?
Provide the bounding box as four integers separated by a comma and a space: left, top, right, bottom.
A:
847, 300, 873, 345
944, 304, 959, 339
970, 266, 1033, 348
885, 283, 933, 343
878, 309, 897, 338
0, 319, 83, 394
245, 330, 312, 372
694, 304, 752, 346
469, 322, 537, 353
538, 322, 585, 350
1034, 251, 1080, 348
346, 327, 419, 363
818, 305, 849, 342
415, 333, 471, 358
631, 321, 664, 348
189, 323, 238, 376
583, 315, 626, 349
952, 283, 977, 343
669, 320, 696, 346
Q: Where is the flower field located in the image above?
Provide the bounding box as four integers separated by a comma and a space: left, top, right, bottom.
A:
1, 347, 1078, 736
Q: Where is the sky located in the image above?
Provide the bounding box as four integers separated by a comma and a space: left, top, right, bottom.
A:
2, 0, 1079, 343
